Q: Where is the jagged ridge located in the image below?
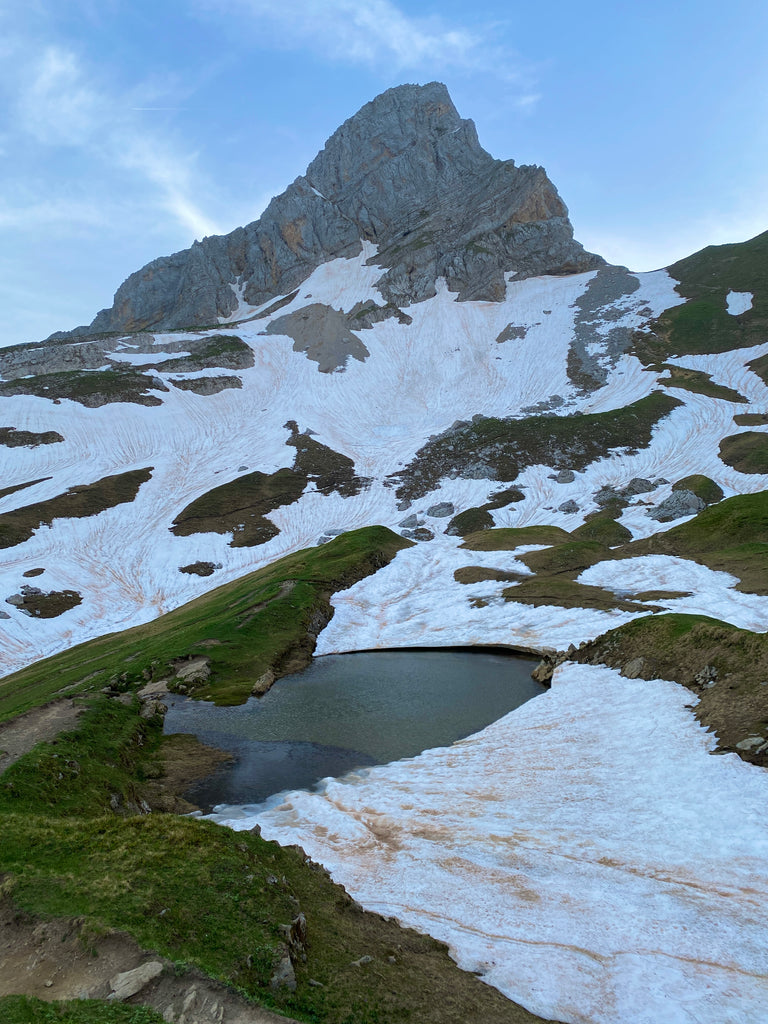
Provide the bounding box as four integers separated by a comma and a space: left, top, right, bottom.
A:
56, 82, 602, 337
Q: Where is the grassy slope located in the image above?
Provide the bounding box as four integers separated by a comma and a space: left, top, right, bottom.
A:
0, 526, 413, 719
0, 998, 165, 1023
636, 229, 768, 362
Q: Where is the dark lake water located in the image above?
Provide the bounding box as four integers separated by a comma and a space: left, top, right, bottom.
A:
163, 648, 543, 811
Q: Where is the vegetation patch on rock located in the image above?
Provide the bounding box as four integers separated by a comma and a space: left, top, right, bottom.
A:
0, 368, 169, 408
718, 431, 768, 475
0, 427, 64, 448
655, 364, 748, 403
391, 393, 681, 502
0, 469, 153, 551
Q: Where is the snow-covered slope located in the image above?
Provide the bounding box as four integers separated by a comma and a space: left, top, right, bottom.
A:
2, 245, 767, 674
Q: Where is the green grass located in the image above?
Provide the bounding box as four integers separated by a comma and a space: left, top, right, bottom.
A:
0, 469, 153, 551
460, 525, 572, 551
656, 364, 748, 402
671, 474, 723, 504
0, 369, 167, 408
718, 431, 768, 474
624, 491, 768, 594
636, 229, 768, 362
0, 996, 165, 1024
393, 392, 681, 501
0, 697, 162, 817
571, 515, 632, 546
517, 539, 610, 576
0, 526, 412, 718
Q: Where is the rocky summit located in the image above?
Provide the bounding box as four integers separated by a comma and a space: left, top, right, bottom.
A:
2, 82, 768, 1024
54, 82, 602, 336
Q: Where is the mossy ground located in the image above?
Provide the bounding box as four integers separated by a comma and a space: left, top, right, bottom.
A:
634, 229, 768, 362
393, 393, 681, 502
718, 431, 768, 475
655, 364, 748, 402
0, 427, 64, 448
671, 475, 723, 504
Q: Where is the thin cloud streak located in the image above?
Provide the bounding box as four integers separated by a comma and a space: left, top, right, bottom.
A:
9, 44, 222, 239
194, 0, 534, 86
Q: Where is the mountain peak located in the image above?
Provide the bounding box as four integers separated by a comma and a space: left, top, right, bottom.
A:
68, 83, 602, 338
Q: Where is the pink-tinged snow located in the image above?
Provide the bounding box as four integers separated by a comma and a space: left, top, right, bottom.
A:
0, 251, 764, 674
0, 255, 686, 674
209, 662, 768, 1024
579, 555, 768, 631
726, 290, 753, 315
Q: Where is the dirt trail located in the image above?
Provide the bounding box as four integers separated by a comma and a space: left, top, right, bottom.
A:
0, 699, 84, 771
0, 900, 300, 1023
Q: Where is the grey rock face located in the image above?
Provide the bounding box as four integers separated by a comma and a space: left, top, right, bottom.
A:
425, 501, 455, 517
647, 489, 706, 522
54, 82, 602, 338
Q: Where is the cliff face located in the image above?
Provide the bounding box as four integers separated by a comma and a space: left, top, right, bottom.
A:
69, 82, 601, 335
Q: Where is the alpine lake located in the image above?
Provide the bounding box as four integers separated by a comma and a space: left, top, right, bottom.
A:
164, 648, 544, 811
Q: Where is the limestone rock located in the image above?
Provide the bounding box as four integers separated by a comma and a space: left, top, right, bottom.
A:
647, 489, 705, 522
55, 83, 602, 338
107, 960, 164, 1001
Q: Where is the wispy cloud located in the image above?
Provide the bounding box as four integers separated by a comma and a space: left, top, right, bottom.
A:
194, 0, 532, 85
7, 44, 222, 239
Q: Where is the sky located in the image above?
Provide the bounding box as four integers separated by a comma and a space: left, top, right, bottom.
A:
1, 0, 767, 348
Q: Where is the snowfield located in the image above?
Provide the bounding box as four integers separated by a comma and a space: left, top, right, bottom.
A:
1, 251, 766, 674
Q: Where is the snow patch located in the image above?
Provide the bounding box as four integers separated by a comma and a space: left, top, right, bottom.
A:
726, 290, 753, 316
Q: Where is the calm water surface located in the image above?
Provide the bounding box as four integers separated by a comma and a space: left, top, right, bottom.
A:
164, 648, 542, 810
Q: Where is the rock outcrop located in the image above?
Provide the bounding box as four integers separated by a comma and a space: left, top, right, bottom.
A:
54, 82, 602, 337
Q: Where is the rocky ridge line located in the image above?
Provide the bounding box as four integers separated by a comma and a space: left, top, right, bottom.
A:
51, 82, 602, 338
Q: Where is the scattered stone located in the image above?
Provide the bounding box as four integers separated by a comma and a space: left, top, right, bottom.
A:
350, 955, 373, 967
107, 960, 164, 1001
22, 567, 45, 577
400, 527, 434, 542
736, 736, 765, 751
398, 514, 419, 528
251, 669, 276, 696
172, 657, 211, 684
139, 699, 168, 720
179, 561, 221, 577
425, 501, 455, 517
622, 657, 647, 679
269, 952, 297, 992
647, 489, 705, 522
623, 477, 654, 495
555, 469, 575, 484
558, 499, 579, 514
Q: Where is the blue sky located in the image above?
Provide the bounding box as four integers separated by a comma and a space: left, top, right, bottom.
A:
2, 0, 767, 347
